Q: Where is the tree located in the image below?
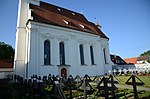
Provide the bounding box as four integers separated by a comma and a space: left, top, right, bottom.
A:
0, 42, 15, 60
140, 50, 150, 57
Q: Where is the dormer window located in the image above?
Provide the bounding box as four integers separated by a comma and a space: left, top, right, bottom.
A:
79, 24, 91, 31
79, 24, 84, 28
57, 8, 61, 11
63, 20, 69, 24
63, 20, 71, 25
72, 12, 75, 16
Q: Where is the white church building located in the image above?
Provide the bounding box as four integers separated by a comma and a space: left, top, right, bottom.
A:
14, 0, 112, 78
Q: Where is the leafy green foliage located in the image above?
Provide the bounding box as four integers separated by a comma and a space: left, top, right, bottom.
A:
140, 50, 150, 57
0, 42, 14, 59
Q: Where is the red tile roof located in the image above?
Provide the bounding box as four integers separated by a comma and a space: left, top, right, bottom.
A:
29, 1, 109, 39
0, 59, 13, 68
124, 57, 137, 64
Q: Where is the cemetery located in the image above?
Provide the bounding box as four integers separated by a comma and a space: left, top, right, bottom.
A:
1, 0, 149, 98
0, 68, 150, 99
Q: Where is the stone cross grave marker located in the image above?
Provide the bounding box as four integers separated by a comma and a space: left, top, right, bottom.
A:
113, 69, 116, 76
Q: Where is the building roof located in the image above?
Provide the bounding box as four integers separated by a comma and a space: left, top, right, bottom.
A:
137, 56, 150, 61
124, 57, 137, 64
29, 1, 109, 39
0, 59, 13, 68
124, 56, 150, 64
110, 54, 127, 65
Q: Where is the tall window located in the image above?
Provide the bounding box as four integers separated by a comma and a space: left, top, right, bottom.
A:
59, 42, 65, 65
79, 44, 85, 65
90, 46, 95, 65
103, 48, 107, 64
44, 40, 50, 65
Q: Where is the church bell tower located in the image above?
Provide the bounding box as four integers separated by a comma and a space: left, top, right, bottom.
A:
14, 0, 40, 78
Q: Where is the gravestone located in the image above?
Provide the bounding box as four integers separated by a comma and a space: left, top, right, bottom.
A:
128, 68, 132, 74
66, 75, 76, 99
84, 74, 92, 82
108, 70, 112, 75
123, 69, 127, 75
96, 76, 117, 98
125, 74, 145, 99
131, 69, 134, 74
77, 75, 94, 98
83, 78, 87, 99
74, 75, 82, 89
137, 69, 142, 75
51, 81, 66, 99
113, 69, 116, 76
91, 76, 100, 86
56, 75, 61, 82
108, 74, 120, 84
59, 77, 66, 87
38, 76, 44, 98
118, 69, 122, 76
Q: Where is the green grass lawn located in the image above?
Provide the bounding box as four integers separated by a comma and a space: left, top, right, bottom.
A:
114, 75, 150, 87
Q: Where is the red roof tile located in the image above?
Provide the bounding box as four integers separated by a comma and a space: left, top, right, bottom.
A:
124, 57, 137, 64
29, 1, 109, 39
0, 59, 13, 68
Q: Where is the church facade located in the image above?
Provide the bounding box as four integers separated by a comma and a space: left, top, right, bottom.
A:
14, 0, 112, 78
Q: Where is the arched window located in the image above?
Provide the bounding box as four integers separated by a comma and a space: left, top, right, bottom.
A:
103, 48, 107, 64
90, 46, 95, 65
79, 44, 85, 65
44, 40, 51, 65
59, 42, 65, 65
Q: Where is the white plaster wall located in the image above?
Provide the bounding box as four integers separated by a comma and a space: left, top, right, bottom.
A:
135, 64, 150, 69
14, 0, 40, 78
14, 28, 27, 77
100, 38, 113, 74
0, 69, 13, 79
25, 21, 112, 78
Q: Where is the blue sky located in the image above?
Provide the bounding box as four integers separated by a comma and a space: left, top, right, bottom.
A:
0, 0, 150, 58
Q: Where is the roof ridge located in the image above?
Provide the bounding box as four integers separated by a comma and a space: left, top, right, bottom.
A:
40, 1, 83, 16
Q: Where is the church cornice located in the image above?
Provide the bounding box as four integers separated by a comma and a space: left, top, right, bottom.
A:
41, 33, 56, 39
30, 21, 99, 37
30, 28, 38, 33
56, 35, 69, 42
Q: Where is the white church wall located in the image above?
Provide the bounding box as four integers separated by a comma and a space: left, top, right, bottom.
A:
14, 28, 27, 77
100, 38, 113, 73
25, 21, 111, 77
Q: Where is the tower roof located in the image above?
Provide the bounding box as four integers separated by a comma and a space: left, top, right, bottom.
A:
29, 1, 109, 39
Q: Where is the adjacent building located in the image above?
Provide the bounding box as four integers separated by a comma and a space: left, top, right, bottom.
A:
124, 56, 150, 69
110, 54, 135, 70
124, 56, 150, 64
0, 59, 13, 78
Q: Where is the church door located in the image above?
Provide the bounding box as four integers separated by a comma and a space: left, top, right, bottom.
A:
61, 68, 67, 79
